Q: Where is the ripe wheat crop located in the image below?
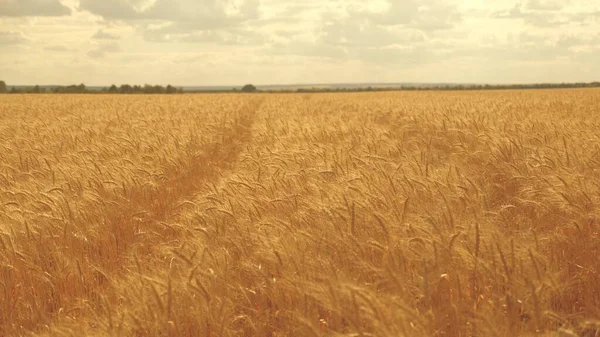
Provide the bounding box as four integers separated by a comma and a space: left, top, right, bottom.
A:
0, 90, 599, 337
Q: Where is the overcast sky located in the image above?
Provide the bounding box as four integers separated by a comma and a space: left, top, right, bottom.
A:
1, 0, 599, 86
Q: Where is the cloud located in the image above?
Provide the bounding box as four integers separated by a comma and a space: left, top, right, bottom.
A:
359, 0, 462, 31
3, 0, 600, 85
0, 0, 70, 17
44, 45, 71, 52
269, 41, 348, 60
525, 0, 562, 11
87, 42, 122, 58
284, 0, 461, 57
492, 2, 600, 27
78, 0, 259, 26
261, 0, 460, 65
569, 10, 600, 25
319, 20, 425, 48
492, 4, 566, 27
181, 28, 264, 45
141, 23, 265, 44
76, 0, 149, 20
492, 4, 527, 19
447, 31, 600, 65
92, 29, 120, 40
79, 0, 261, 45
555, 34, 600, 48
0, 31, 27, 45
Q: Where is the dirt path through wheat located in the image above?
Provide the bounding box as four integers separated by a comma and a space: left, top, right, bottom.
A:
10, 97, 263, 336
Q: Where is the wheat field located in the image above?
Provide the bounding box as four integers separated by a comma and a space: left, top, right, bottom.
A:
0, 90, 599, 337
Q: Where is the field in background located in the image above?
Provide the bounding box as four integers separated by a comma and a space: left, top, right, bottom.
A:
0, 90, 599, 337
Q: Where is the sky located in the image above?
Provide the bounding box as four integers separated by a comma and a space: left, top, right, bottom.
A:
1, 0, 599, 86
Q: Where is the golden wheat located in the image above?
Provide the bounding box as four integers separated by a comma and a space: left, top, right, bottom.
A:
0, 90, 599, 337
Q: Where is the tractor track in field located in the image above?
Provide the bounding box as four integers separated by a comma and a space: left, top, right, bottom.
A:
5, 97, 264, 335
89, 97, 264, 288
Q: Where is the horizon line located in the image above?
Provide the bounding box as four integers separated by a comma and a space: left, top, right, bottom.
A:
5, 80, 600, 88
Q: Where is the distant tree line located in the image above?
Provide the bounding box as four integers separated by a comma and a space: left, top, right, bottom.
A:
104, 84, 183, 94
0, 81, 184, 94
52, 84, 88, 93
292, 82, 600, 93
1, 83, 89, 94
1, 80, 600, 94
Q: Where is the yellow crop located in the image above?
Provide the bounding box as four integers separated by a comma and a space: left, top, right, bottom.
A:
0, 90, 598, 336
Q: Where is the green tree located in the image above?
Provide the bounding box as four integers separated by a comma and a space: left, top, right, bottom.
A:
120, 84, 133, 94
0, 81, 7, 93
166, 84, 177, 94
108, 84, 118, 93
241, 84, 257, 92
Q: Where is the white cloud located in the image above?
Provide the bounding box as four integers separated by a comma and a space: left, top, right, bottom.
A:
0, 0, 70, 17
492, 1, 600, 27
361, 0, 462, 30
44, 45, 72, 51
1, 0, 600, 85
525, 0, 561, 11
87, 42, 122, 58
92, 29, 120, 40
78, 0, 259, 25
0, 31, 27, 45
319, 21, 425, 48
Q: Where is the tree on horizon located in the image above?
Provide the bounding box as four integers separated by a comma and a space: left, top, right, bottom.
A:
166, 85, 177, 94
0, 80, 7, 93
119, 84, 133, 94
241, 84, 257, 92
